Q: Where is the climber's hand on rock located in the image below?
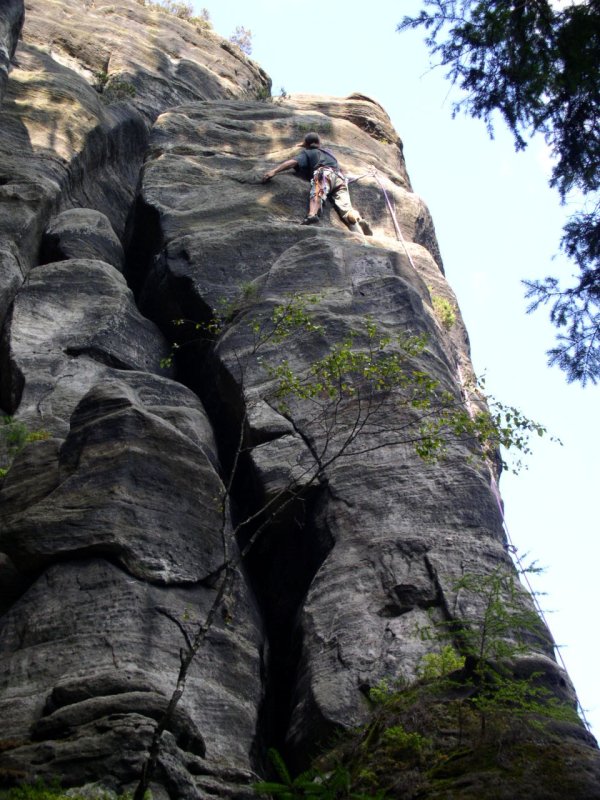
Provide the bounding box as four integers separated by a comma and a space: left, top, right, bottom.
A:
262, 170, 274, 183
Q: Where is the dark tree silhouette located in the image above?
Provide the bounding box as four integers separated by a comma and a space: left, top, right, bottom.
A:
399, 0, 600, 384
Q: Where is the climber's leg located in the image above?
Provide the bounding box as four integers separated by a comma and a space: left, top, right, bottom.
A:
303, 168, 333, 225
332, 180, 373, 235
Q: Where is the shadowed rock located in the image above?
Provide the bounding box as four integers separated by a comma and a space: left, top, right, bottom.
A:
41, 209, 125, 271
0, 551, 26, 613
0, 1, 598, 797
0, 258, 173, 436
0, 0, 23, 103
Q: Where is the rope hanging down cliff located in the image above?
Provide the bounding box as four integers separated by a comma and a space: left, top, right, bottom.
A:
488, 473, 593, 733
262, 136, 420, 267
348, 167, 419, 271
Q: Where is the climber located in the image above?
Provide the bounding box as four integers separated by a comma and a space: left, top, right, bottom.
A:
261, 132, 373, 234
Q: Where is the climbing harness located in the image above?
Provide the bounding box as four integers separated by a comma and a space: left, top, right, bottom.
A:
311, 165, 342, 208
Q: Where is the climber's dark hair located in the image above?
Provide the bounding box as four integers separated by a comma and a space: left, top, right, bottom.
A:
303, 132, 320, 148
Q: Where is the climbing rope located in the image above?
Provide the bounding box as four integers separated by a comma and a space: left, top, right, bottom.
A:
488, 471, 593, 733
348, 171, 591, 731
348, 167, 419, 272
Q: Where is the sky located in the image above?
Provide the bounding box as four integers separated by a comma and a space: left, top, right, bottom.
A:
193, 0, 599, 738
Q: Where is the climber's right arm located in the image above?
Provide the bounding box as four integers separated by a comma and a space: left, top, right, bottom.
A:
261, 158, 299, 182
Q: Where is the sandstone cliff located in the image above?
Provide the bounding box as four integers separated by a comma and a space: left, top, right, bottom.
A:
0, 2, 598, 799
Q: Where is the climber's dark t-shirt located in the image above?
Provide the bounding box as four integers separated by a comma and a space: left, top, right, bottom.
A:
294, 147, 338, 180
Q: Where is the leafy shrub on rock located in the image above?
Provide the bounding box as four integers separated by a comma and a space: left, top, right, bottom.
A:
0, 417, 49, 479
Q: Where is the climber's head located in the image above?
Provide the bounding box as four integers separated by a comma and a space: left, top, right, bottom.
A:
303, 132, 320, 149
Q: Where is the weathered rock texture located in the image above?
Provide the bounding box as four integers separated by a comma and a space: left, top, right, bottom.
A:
0, 0, 23, 104
0, 2, 598, 799
0, 0, 269, 331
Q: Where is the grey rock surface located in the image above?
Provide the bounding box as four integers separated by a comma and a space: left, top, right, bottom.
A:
135, 93, 578, 757
41, 209, 126, 271
136, 97, 442, 318
0, 559, 264, 792
0, 1, 598, 798
23, 0, 270, 122
0, 0, 23, 103
0, 10, 271, 786
0, 375, 225, 583
0, 258, 173, 436
0, 0, 269, 330
0, 41, 147, 326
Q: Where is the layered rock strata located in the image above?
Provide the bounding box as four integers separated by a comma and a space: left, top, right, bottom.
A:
0, 0, 269, 330
0, 1, 598, 798
0, 0, 23, 103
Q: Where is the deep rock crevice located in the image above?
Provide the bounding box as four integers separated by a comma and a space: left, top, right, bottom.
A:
125, 210, 338, 769
0, 2, 599, 798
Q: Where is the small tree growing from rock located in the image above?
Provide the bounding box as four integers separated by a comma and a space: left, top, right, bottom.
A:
229, 25, 253, 55
133, 291, 549, 799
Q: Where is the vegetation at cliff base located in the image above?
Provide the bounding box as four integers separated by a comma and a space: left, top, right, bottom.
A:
254, 570, 582, 800
399, 0, 600, 384
0, 782, 132, 800
136, 290, 556, 798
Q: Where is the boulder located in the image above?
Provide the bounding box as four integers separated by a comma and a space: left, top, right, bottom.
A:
0, 258, 173, 436
0, 559, 264, 794
0, 375, 225, 583
24, 0, 270, 122
134, 97, 443, 322
0, 0, 270, 328
41, 209, 125, 271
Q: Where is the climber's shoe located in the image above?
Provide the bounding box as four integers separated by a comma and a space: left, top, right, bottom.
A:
301, 215, 320, 225
358, 219, 373, 236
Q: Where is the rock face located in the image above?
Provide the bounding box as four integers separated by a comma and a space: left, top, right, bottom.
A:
0, 0, 23, 104
0, 0, 270, 330
41, 209, 126, 271
0, 2, 599, 799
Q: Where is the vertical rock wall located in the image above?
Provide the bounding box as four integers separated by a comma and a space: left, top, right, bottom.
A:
0, 2, 598, 798
0, 2, 269, 796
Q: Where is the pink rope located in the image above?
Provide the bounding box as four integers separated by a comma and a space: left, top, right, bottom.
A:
349, 167, 419, 270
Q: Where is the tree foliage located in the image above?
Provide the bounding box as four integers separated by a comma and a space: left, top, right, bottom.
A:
272, 570, 578, 799
229, 25, 253, 55
0, 416, 49, 478
133, 290, 548, 797
399, 0, 600, 384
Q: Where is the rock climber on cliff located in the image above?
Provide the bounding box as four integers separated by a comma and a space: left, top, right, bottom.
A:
261, 132, 373, 235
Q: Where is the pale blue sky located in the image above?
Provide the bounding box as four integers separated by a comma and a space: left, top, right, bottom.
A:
193, 0, 599, 737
